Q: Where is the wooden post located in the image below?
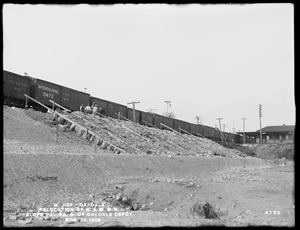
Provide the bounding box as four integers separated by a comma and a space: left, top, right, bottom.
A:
56, 124, 59, 143
25, 95, 28, 110
49, 100, 71, 113
243, 157, 246, 168
133, 104, 136, 123
52, 100, 55, 111
127, 101, 140, 123
118, 112, 120, 121
217, 118, 224, 146
218, 157, 220, 171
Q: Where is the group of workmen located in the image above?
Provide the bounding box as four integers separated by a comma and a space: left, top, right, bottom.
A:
80, 103, 102, 115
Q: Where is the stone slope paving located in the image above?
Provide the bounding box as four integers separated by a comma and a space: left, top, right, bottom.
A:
65, 111, 244, 157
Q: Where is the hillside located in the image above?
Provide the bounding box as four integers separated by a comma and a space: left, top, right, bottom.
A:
3, 106, 295, 227
241, 143, 294, 160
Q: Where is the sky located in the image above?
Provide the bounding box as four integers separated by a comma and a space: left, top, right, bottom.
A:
3, 3, 295, 132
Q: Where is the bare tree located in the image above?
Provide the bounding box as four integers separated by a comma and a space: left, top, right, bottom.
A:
162, 112, 176, 118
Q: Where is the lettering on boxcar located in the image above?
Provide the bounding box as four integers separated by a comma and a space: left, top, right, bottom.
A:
42, 92, 54, 99
38, 85, 59, 94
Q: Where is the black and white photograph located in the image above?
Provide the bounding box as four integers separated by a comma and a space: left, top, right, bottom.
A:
3, 3, 295, 227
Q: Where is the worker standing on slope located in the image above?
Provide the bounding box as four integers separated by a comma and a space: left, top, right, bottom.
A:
93, 104, 98, 115
85, 104, 92, 114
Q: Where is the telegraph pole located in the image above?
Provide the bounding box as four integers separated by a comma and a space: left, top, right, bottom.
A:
196, 116, 200, 125
127, 101, 140, 123
259, 104, 263, 144
216, 118, 223, 145
165, 101, 171, 116
242, 118, 247, 144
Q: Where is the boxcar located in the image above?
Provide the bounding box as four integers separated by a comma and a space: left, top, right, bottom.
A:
222, 132, 230, 143
140, 111, 154, 126
107, 101, 127, 119
127, 108, 142, 123
61, 86, 90, 111
189, 123, 196, 135
195, 124, 204, 136
30, 78, 61, 108
214, 129, 221, 140
181, 121, 190, 133
162, 116, 174, 130
174, 119, 190, 133
3, 70, 31, 107
234, 134, 242, 143
203, 125, 214, 138
153, 114, 163, 129
90, 96, 109, 116
227, 133, 235, 143
173, 119, 181, 132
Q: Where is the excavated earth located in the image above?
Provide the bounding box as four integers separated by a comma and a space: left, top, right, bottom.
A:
3, 106, 295, 227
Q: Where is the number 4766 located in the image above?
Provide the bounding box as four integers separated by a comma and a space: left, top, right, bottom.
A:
265, 211, 280, 215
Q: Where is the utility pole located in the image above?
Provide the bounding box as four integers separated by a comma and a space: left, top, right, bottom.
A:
196, 116, 200, 125
216, 118, 224, 145
242, 118, 247, 144
259, 104, 263, 144
195, 116, 203, 125
127, 101, 140, 123
165, 101, 171, 116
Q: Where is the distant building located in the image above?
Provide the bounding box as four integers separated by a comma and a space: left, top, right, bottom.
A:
238, 125, 295, 144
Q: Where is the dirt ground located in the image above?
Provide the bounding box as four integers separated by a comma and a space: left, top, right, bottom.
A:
3, 106, 295, 227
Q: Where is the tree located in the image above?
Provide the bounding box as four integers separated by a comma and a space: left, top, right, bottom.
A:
162, 112, 176, 118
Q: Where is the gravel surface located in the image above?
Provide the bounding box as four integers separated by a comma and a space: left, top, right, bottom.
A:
3, 106, 295, 227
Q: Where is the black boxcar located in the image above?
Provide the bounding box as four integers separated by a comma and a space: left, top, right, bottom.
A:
90, 96, 109, 116
30, 78, 61, 108
153, 114, 163, 129
173, 119, 181, 132
222, 132, 230, 143
229, 133, 235, 143
61, 86, 90, 111
195, 124, 204, 136
234, 134, 242, 143
189, 123, 196, 135
3, 70, 31, 106
127, 108, 141, 123
203, 125, 214, 138
162, 116, 174, 130
214, 129, 221, 140
140, 111, 154, 126
107, 101, 127, 119
174, 119, 190, 133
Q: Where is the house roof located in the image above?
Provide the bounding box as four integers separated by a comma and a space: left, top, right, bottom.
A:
255, 125, 295, 133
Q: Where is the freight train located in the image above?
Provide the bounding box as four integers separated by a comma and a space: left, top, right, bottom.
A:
3, 70, 254, 144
